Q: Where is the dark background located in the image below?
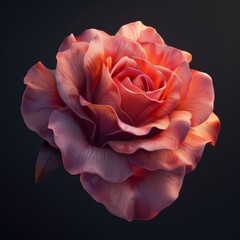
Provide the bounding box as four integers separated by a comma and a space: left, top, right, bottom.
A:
3, 0, 240, 239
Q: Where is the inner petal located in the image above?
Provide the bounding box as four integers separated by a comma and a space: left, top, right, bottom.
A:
111, 56, 140, 78
115, 67, 142, 81
132, 74, 155, 91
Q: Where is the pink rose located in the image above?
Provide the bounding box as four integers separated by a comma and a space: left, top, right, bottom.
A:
21, 21, 220, 221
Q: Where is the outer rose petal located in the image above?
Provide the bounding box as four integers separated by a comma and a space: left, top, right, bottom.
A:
48, 107, 132, 182
177, 70, 214, 126
80, 167, 185, 221
190, 112, 220, 146
181, 50, 192, 63
56, 42, 88, 102
21, 62, 63, 146
76, 28, 110, 43
58, 34, 77, 52
130, 112, 220, 173
116, 21, 164, 44
107, 111, 191, 154
56, 42, 96, 140
58, 29, 110, 52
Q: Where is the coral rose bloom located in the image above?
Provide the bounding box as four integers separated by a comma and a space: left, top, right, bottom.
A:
21, 21, 220, 221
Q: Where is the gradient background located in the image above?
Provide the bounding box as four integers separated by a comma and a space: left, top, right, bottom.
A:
3, 0, 240, 239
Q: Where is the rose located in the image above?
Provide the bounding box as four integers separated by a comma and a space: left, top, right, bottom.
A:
21, 21, 220, 221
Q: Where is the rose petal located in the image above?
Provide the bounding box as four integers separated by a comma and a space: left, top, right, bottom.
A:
107, 111, 191, 154
80, 167, 185, 221
111, 56, 140, 78
83, 35, 146, 101
103, 35, 146, 65
130, 112, 220, 173
190, 112, 220, 146
21, 62, 63, 146
117, 70, 166, 101
55, 42, 96, 138
116, 21, 164, 44
176, 70, 215, 126
181, 50, 192, 63
56, 42, 88, 105
83, 36, 105, 89
141, 42, 191, 99
59, 28, 110, 52
92, 62, 132, 124
58, 34, 77, 52
76, 28, 110, 43
48, 108, 132, 182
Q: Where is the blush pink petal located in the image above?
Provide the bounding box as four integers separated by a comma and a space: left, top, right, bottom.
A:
58, 34, 78, 52
93, 63, 119, 105
21, 62, 63, 146
107, 111, 191, 154
133, 57, 166, 89
83, 35, 146, 100
80, 167, 185, 221
190, 112, 220, 146
142, 42, 191, 99
92, 62, 127, 120
83, 36, 105, 88
130, 112, 220, 173
48, 107, 132, 182
111, 56, 140, 78
116, 21, 164, 44
55, 42, 96, 138
58, 29, 110, 52
103, 35, 146, 64
56, 42, 88, 104
76, 28, 110, 43
181, 50, 192, 63
176, 70, 214, 126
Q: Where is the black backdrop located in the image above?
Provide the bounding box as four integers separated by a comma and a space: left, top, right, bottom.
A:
3, 0, 240, 239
